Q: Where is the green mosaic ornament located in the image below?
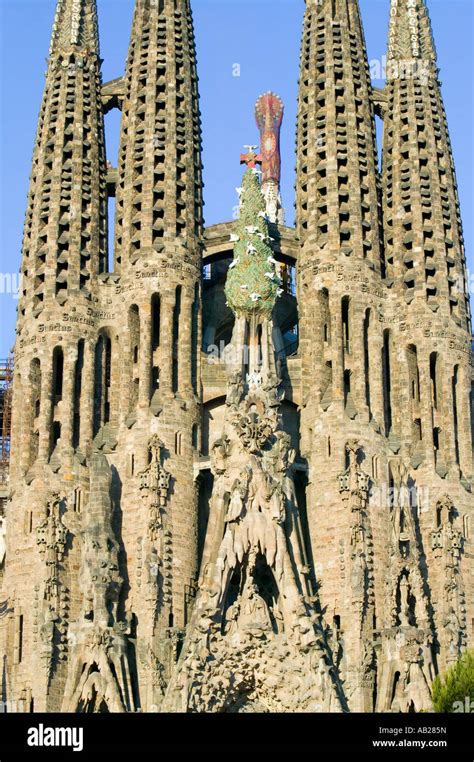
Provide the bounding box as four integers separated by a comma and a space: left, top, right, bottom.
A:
225, 169, 281, 318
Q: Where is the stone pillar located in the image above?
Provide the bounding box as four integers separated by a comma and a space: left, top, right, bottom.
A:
60, 343, 79, 456
330, 292, 344, 414
178, 289, 192, 395
398, 347, 414, 461
38, 357, 53, 463
457, 364, 473, 479
418, 355, 435, 470
442, 360, 458, 476
139, 302, 152, 407
351, 306, 370, 423
79, 339, 95, 454
368, 321, 384, 431
159, 298, 174, 395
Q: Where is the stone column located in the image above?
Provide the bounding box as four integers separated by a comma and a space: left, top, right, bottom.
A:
60, 343, 79, 457
139, 302, 152, 407
79, 339, 95, 454
418, 355, 435, 470
330, 292, 344, 415
38, 356, 53, 463
441, 360, 458, 476
457, 364, 473, 479
351, 305, 370, 423
159, 297, 174, 395
178, 289, 192, 395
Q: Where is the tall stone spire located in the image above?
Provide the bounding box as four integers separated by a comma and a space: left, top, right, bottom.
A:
104, 0, 204, 696
295, 0, 382, 272
381, 0, 473, 677
383, 0, 471, 331
113, 0, 203, 273
19, 0, 107, 322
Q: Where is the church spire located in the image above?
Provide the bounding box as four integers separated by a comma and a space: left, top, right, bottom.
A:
113, 0, 203, 274
18, 0, 107, 320
387, 0, 437, 70
295, 0, 382, 272
48, 0, 100, 57
382, 0, 471, 330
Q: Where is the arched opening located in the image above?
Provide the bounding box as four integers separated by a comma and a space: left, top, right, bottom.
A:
52, 346, 64, 402
104, 108, 122, 273
93, 332, 113, 436
452, 365, 460, 467
172, 286, 182, 394
382, 329, 392, 435
222, 552, 281, 636
29, 358, 41, 466
197, 469, 214, 571
151, 293, 161, 396
364, 309, 371, 414
342, 295, 350, 354
201, 396, 227, 457
429, 352, 439, 410
72, 339, 84, 449
191, 283, 199, 394
128, 305, 140, 413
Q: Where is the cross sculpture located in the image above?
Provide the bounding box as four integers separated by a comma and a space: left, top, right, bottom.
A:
240, 145, 262, 170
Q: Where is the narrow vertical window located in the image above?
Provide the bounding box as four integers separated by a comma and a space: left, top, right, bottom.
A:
72, 339, 84, 449
382, 329, 392, 434
191, 283, 199, 394
151, 294, 161, 395
452, 365, 460, 467
172, 286, 182, 394
364, 309, 371, 413
342, 296, 350, 354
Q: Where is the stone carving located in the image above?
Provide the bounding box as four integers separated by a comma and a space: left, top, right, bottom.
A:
233, 407, 274, 453
430, 495, 466, 663
377, 461, 435, 711
37, 492, 68, 605
62, 454, 136, 713
139, 435, 171, 541
338, 442, 376, 710
36, 492, 70, 679
161, 166, 344, 713
211, 435, 232, 475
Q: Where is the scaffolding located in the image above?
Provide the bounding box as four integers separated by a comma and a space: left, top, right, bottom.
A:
0, 356, 13, 485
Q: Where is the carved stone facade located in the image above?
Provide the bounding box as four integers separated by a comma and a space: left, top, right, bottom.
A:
0, 0, 472, 714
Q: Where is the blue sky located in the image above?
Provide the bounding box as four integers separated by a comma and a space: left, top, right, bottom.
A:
0, 0, 472, 356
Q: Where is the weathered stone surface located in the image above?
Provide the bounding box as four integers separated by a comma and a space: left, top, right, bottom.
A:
0, 0, 472, 714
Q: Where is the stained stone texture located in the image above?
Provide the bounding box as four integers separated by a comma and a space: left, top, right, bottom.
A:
0, 0, 472, 714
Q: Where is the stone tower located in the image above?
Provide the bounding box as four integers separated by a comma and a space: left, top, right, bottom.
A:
0, 0, 472, 714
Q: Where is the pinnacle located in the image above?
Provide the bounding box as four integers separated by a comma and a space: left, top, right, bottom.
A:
48, 0, 100, 58
387, 0, 437, 67
225, 169, 281, 318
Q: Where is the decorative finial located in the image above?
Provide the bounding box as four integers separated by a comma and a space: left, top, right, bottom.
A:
240, 146, 262, 170
255, 92, 285, 224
